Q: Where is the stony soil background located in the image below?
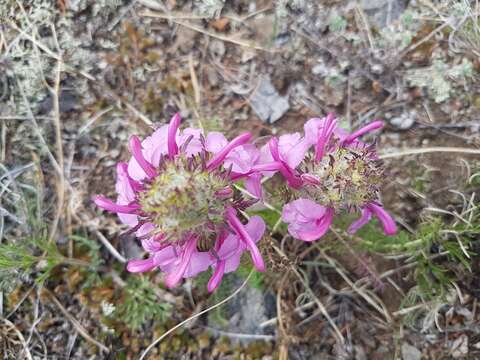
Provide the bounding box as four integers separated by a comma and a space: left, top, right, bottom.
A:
1, 0, 480, 359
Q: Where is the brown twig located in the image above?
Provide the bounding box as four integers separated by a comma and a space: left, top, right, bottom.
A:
43, 289, 109, 353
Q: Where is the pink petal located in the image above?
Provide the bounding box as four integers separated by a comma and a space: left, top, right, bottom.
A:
215, 187, 234, 199
282, 198, 327, 223
348, 208, 373, 234
257, 143, 277, 177
278, 133, 310, 169
136, 222, 155, 238
315, 113, 337, 161
129, 136, 157, 179
244, 173, 263, 199
224, 144, 260, 174
300, 173, 321, 185
208, 260, 226, 292
207, 133, 252, 170
282, 199, 334, 242
179, 128, 204, 156
205, 132, 228, 153
141, 237, 165, 253
224, 251, 242, 273
217, 233, 242, 259
303, 117, 324, 146
167, 113, 181, 158
143, 125, 169, 166
294, 208, 334, 242
342, 121, 383, 145
184, 250, 213, 278
268, 137, 302, 188
118, 212, 139, 227
367, 202, 397, 235
226, 207, 265, 272
216, 216, 265, 273
115, 163, 136, 202
153, 246, 178, 267
93, 195, 140, 214
244, 215, 266, 243
164, 238, 197, 288
126, 258, 156, 273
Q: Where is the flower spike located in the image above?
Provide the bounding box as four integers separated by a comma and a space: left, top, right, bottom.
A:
270, 114, 396, 242
94, 115, 268, 291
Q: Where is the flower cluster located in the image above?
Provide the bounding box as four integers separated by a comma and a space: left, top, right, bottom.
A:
94, 114, 279, 292
94, 112, 397, 291
261, 113, 397, 241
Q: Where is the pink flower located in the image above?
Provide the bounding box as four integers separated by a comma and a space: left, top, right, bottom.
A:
282, 199, 334, 242
267, 113, 397, 241
93, 113, 269, 290
208, 215, 265, 292
126, 215, 265, 291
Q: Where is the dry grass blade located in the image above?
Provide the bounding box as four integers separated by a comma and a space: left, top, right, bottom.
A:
141, 11, 278, 52
139, 270, 254, 360
380, 147, 480, 159
271, 244, 346, 345
2, 318, 33, 360
123, 102, 154, 126
317, 247, 393, 324
189, 54, 201, 106
78, 106, 114, 135
400, 21, 451, 58
48, 51, 65, 244
201, 326, 276, 340
94, 230, 127, 263
43, 289, 109, 353
355, 5, 375, 50
15, 78, 62, 176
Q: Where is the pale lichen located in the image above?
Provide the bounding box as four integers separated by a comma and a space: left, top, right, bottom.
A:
406, 58, 474, 103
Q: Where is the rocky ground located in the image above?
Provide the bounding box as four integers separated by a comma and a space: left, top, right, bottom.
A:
1, 0, 480, 359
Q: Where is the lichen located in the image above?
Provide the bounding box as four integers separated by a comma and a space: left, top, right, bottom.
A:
406, 59, 474, 103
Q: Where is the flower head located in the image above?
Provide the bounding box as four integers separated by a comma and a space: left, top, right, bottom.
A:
94, 114, 268, 290
263, 113, 397, 241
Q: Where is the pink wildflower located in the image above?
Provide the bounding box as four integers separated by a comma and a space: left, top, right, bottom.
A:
93, 114, 271, 290
263, 113, 397, 241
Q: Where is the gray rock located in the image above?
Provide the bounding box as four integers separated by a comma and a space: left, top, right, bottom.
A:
401, 343, 422, 360
120, 234, 144, 260
208, 274, 275, 344
390, 111, 416, 130
209, 40, 226, 58
451, 335, 468, 358
250, 76, 290, 123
